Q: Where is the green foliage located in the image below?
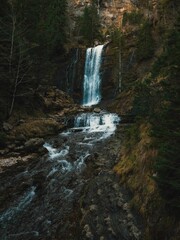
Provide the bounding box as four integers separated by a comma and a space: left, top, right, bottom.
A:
151, 29, 180, 210
14, 0, 67, 55
137, 21, 154, 61
133, 27, 180, 210
78, 3, 101, 44
133, 80, 153, 116
0, 0, 68, 117
110, 28, 124, 48
122, 11, 143, 26
125, 123, 140, 149
160, 0, 175, 7
41, 0, 67, 54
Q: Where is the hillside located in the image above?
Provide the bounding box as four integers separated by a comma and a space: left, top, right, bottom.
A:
0, 0, 179, 239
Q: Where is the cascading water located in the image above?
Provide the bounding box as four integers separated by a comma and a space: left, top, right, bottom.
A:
0, 43, 141, 240
83, 45, 104, 106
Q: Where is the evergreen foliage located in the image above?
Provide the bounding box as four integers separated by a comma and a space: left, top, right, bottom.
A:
110, 28, 124, 48
78, 2, 101, 45
151, 29, 180, 210
133, 27, 180, 210
122, 11, 143, 26
0, 0, 67, 118
137, 21, 154, 61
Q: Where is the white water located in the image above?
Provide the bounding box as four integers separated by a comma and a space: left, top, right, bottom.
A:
44, 112, 120, 179
0, 187, 36, 223
74, 153, 90, 173
44, 143, 69, 160
83, 45, 104, 106
74, 112, 120, 138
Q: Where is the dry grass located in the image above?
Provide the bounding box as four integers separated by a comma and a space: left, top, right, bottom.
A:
108, 90, 134, 114
114, 122, 160, 220
11, 118, 63, 138
114, 121, 180, 238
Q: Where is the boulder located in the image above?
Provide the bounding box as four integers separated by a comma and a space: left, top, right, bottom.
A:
16, 134, 26, 142
24, 138, 44, 152
3, 122, 13, 132
94, 108, 101, 113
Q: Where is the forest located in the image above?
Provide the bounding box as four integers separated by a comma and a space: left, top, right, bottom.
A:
0, 0, 179, 239
0, 0, 67, 120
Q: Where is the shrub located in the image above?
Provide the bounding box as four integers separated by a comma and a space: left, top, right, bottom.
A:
137, 21, 154, 61
122, 11, 143, 26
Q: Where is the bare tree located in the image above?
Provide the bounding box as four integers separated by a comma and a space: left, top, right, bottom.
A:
0, 1, 33, 117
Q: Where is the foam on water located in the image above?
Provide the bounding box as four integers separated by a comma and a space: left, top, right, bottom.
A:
47, 167, 58, 178
58, 160, 73, 173
61, 187, 73, 199
44, 143, 69, 160
74, 112, 120, 140
74, 153, 90, 173
0, 186, 36, 223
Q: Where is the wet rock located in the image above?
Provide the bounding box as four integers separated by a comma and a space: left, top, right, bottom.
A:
94, 108, 101, 113
0, 149, 9, 155
108, 226, 116, 236
104, 216, 111, 225
130, 225, 141, 239
112, 183, 119, 190
3, 122, 13, 132
8, 144, 16, 150
94, 152, 99, 158
16, 134, 26, 142
10, 152, 19, 157
24, 138, 44, 152
127, 221, 134, 227
15, 145, 25, 151
127, 213, 133, 220
86, 231, 93, 239
117, 199, 123, 207
97, 189, 102, 196
89, 204, 97, 212
100, 236, 105, 240
95, 162, 104, 167
83, 224, 93, 239
18, 119, 25, 124
81, 208, 85, 214
123, 219, 127, 225
0, 110, 143, 239
123, 203, 130, 211
96, 223, 103, 234
38, 146, 48, 155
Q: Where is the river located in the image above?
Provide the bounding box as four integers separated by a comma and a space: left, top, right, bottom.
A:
0, 45, 142, 240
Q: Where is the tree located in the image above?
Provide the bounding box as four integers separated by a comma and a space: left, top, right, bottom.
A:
111, 28, 124, 93
79, 2, 101, 45
0, 0, 68, 118
0, 1, 33, 117
137, 21, 154, 61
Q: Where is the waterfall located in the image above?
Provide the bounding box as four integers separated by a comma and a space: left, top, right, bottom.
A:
83, 45, 104, 106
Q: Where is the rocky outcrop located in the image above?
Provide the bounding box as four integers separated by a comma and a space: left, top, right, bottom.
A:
55, 48, 86, 103
68, 0, 136, 32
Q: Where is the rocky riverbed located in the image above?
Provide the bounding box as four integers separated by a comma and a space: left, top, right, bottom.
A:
0, 111, 142, 240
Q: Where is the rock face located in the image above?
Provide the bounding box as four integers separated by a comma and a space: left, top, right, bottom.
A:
68, 0, 136, 30
55, 48, 86, 103
3, 122, 13, 132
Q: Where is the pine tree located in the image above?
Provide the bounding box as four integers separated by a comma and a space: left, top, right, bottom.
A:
79, 2, 101, 45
